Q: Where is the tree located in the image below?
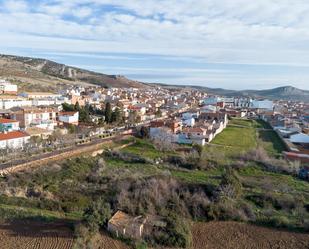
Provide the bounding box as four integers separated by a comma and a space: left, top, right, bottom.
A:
83, 199, 111, 233
111, 107, 122, 123
104, 102, 112, 124
155, 108, 162, 117
74, 101, 81, 111
62, 103, 75, 112
140, 126, 149, 139
79, 105, 91, 123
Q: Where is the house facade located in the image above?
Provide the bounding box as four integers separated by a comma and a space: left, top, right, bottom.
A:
0, 131, 30, 149
10, 106, 58, 130
58, 111, 79, 125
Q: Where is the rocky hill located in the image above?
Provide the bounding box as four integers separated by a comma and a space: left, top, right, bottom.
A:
0, 54, 146, 92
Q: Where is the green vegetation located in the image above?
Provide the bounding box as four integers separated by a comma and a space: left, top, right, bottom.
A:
258, 130, 286, 156
0, 118, 308, 248
207, 118, 286, 162
121, 138, 176, 159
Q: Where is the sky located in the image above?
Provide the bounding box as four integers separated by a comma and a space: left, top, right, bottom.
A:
0, 0, 309, 90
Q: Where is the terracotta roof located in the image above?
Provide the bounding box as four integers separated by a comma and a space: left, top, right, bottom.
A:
0, 118, 18, 124
183, 127, 206, 133
109, 210, 145, 228
0, 131, 29, 141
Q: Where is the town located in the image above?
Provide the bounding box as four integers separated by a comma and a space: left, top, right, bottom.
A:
0, 77, 309, 249
0, 78, 308, 176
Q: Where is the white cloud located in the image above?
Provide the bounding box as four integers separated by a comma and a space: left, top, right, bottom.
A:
1, 0, 309, 88
3, 0, 28, 13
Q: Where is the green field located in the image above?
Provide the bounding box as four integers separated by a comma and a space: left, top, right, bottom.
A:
208, 118, 286, 160
258, 130, 287, 156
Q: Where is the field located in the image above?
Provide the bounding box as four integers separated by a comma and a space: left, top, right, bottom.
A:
0, 119, 308, 248
208, 118, 286, 160
0, 221, 74, 249
191, 222, 309, 249
0, 221, 308, 249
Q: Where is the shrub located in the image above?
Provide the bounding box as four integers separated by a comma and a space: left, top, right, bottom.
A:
153, 213, 191, 248
83, 199, 111, 233
215, 167, 242, 200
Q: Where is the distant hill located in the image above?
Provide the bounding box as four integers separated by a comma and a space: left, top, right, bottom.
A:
0, 54, 146, 92
242, 86, 309, 101
156, 83, 309, 102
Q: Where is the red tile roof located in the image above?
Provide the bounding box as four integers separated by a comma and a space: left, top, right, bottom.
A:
0, 118, 18, 124
0, 131, 29, 141
183, 127, 206, 133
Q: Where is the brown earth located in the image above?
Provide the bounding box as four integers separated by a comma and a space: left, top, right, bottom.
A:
0, 221, 74, 249
0, 221, 309, 249
191, 222, 309, 249
0, 54, 146, 91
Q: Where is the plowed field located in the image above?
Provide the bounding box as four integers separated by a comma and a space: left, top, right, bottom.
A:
1, 221, 309, 249
191, 222, 309, 249
0, 221, 74, 249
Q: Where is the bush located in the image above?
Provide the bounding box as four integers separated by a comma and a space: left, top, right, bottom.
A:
215, 167, 242, 200
83, 199, 111, 233
104, 150, 152, 164
152, 213, 191, 248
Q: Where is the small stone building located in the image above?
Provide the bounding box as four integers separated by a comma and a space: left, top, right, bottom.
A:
107, 211, 147, 239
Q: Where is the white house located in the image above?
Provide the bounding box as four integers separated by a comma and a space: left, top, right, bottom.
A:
182, 118, 195, 127
10, 106, 58, 131
251, 100, 274, 110
0, 80, 18, 94
0, 96, 32, 109
179, 127, 207, 145
0, 131, 30, 149
58, 111, 79, 125
0, 118, 19, 132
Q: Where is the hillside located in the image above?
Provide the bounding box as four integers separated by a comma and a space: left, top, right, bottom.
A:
204, 85, 309, 102
243, 86, 309, 101
156, 83, 309, 102
0, 54, 146, 91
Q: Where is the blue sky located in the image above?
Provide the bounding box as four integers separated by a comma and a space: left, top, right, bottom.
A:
1, 0, 309, 90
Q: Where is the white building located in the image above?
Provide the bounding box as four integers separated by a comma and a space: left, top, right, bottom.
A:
59, 111, 79, 125
0, 96, 32, 109
0, 80, 18, 94
251, 100, 274, 110
0, 118, 19, 132
0, 131, 30, 149
182, 118, 195, 127
10, 106, 58, 131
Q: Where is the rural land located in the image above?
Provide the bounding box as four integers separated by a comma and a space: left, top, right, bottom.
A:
0, 54, 308, 249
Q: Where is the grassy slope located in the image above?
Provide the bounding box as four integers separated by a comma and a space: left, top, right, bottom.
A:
0, 122, 307, 233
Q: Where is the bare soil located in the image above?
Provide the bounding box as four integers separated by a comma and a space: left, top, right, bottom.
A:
0, 221, 74, 249
191, 221, 309, 249
0, 221, 309, 249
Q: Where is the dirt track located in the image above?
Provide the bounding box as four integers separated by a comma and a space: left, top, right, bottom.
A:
0, 221, 309, 249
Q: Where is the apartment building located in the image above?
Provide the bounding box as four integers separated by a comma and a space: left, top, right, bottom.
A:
10, 106, 57, 130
